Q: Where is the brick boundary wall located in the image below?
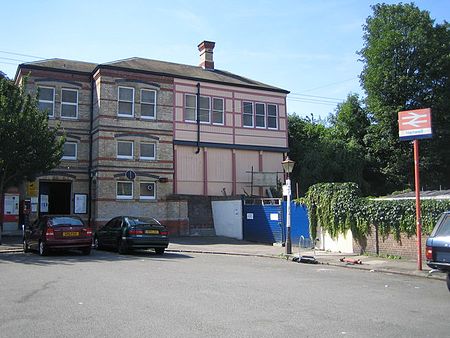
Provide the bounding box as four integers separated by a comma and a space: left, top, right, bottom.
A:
353, 224, 428, 260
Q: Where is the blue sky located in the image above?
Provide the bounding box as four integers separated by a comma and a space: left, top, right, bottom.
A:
1, 0, 448, 119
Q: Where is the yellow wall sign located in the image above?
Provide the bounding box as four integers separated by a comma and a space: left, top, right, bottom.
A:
26, 181, 38, 197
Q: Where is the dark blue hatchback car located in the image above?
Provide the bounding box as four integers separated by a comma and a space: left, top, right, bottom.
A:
426, 211, 450, 291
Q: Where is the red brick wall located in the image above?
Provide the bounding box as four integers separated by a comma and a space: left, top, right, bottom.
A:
353, 224, 428, 260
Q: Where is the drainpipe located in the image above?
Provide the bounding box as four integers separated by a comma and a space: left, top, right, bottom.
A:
195, 83, 200, 154
88, 76, 94, 227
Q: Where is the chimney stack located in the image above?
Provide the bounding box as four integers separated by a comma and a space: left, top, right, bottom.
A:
198, 40, 215, 70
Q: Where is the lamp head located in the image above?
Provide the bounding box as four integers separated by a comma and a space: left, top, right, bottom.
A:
282, 156, 295, 174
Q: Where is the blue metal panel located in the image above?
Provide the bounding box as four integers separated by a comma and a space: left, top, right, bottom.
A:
282, 202, 310, 245
243, 204, 283, 244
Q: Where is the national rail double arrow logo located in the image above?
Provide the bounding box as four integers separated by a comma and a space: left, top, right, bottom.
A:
398, 108, 432, 141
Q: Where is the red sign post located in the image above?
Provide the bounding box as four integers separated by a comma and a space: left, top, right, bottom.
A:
398, 108, 432, 271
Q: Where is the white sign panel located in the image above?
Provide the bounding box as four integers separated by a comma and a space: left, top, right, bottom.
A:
246, 213, 254, 220
40, 195, 48, 213
31, 197, 38, 212
74, 194, 87, 214
4, 194, 19, 215
270, 213, 279, 221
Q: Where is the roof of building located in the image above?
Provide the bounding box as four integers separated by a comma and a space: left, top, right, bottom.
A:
378, 189, 450, 200
19, 58, 98, 74
17, 57, 289, 93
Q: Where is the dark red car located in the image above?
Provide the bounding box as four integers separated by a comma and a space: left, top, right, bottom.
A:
23, 215, 92, 255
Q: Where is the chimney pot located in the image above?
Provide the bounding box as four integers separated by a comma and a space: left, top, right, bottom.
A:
198, 40, 215, 70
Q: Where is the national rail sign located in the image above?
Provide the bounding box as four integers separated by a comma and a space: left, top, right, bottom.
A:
398, 108, 432, 141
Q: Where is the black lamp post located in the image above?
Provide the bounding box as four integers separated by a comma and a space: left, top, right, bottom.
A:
282, 156, 295, 255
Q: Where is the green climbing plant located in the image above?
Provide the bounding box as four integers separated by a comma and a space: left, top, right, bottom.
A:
298, 182, 450, 240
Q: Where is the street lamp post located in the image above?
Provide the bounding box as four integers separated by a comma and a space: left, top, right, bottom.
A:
282, 156, 295, 255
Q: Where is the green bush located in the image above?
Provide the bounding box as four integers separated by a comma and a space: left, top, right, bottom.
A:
298, 183, 450, 240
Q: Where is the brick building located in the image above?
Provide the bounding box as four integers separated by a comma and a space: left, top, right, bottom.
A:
13, 41, 289, 233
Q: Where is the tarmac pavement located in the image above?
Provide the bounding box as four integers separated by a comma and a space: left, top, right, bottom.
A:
0, 234, 447, 282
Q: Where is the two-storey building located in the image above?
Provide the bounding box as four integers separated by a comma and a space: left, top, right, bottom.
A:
14, 41, 289, 233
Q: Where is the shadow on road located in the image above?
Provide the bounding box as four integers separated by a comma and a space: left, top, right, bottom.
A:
0, 248, 193, 266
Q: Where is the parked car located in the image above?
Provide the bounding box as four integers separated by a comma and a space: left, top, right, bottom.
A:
94, 216, 169, 254
23, 215, 92, 256
426, 211, 450, 291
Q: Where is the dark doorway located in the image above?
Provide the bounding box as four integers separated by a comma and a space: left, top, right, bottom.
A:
39, 181, 71, 215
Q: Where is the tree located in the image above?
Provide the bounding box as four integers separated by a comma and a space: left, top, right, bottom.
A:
359, 3, 450, 194
329, 93, 369, 148
288, 114, 366, 195
0, 78, 64, 232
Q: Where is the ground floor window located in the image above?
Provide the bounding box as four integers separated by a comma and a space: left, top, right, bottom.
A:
140, 182, 156, 200
117, 181, 133, 199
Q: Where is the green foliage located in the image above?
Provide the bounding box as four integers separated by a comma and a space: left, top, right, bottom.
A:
329, 93, 369, 148
288, 114, 366, 196
359, 3, 450, 193
0, 78, 65, 194
300, 182, 450, 240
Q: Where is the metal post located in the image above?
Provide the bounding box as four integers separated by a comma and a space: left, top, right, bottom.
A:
414, 139, 422, 270
286, 176, 292, 255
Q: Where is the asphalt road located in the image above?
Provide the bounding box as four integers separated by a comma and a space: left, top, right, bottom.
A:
0, 249, 448, 338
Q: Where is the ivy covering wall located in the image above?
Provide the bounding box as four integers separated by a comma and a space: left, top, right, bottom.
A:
299, 183, 450, 240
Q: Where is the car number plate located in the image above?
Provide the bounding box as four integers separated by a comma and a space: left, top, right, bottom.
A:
145, 230, 159, 234
63, 231, 79, 237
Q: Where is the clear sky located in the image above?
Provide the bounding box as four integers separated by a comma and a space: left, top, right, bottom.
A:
1, 0, 448, 119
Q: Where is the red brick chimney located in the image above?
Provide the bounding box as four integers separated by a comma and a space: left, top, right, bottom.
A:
198, 40, 215, 70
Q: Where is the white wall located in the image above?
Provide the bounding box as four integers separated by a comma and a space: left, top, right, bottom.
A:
316, 227, 354, 254
212, 200, 243, 240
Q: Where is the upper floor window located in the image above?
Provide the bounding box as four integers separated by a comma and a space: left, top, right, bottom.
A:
184, 94, 213, 123
141, 89, 156, 119
243, 102, 253, 127
185, 94, 196, 121
199, 96, 210, 123
140, 182, 156, 200
140, 142, 156, 160
267, 104, 278, 129
118, 87, 134, 117
62, 141, 77, 160
117, 140, 133, 159
117, 181, 133, 200
38, 87, 55, 117
212, 98, 224, 125
255, 103, 265, 128
243, 101, 278, 129
61, 88, 78, 119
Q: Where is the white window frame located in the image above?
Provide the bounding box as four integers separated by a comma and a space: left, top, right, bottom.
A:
139, 182, 156, 200
212, 97, 224, 125
140, 89, 156, 119
38, 86, 55, 117
255, 102, 266, 129
140, 142, 156, 160
62, 141, 77, 160
184, 94, 197, 122
117, 86, 135, 117
243, 101, 254, 128
116, 181, 133, 200
117, 140, 134, 159
267, 104, 278, 130
199, 96, 211, 124
60, 88, 78, 119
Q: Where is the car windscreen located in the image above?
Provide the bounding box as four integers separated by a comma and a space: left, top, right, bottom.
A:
50, 217, 84, 227
432, 214, 450, 237
126, 217, 160, 226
